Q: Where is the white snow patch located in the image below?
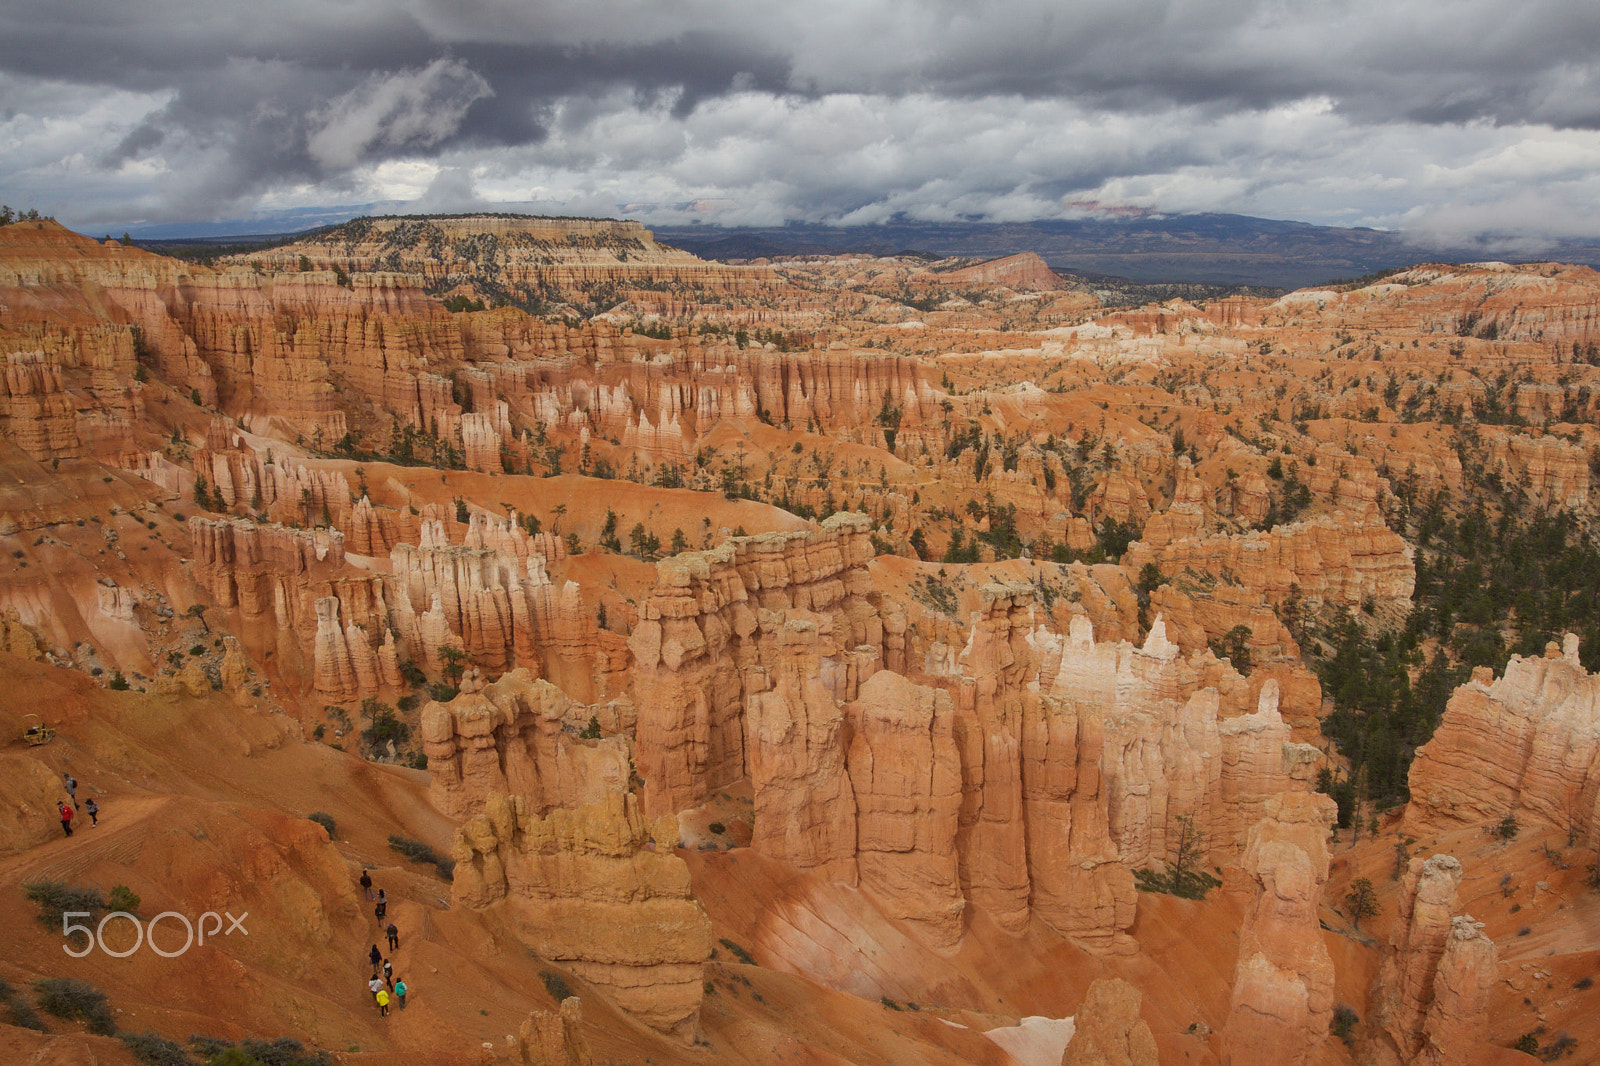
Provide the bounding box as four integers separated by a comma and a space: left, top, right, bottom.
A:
983, 1014, 1077, 1066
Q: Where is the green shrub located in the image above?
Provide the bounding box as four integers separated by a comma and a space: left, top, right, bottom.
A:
193, 1036, 331, 1066
307, 812, 335, 839
108, 884, 141, 915
7, 999, 46, 1031
540, 970, 574, 1002
33, 977, 116, 1035
718, 938, 756, 965
1514, 1033, 1540, 1054
1330, 1004, 1358, 1045
388, 834, 454, 880
120, 1031, 195, 1065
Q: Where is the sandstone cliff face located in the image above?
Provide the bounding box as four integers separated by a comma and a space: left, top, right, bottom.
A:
1222, 790, 1337, 1066
189, 503, 577, 705
846, 668, 964, 947
1127, 510, 1414, 609
452, 790, 712, 1041
1406, 634, 1600, 848
1060, 977, 1158, 1066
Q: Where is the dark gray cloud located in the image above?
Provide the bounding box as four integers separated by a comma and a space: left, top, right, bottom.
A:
2, 0, 1598, 239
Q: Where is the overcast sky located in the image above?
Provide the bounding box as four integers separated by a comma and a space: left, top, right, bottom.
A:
4, 0, 1600, 245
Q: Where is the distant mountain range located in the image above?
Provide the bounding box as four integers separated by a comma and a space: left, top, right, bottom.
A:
653, 215, 1600, 289
117, 208, 1600, 290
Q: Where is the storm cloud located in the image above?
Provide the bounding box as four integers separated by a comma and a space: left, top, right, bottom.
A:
3, 0, 1599, 243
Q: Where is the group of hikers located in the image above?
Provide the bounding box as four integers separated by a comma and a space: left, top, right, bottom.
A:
360, 869, 408, 1018
51, 770, 417, 1024
55, 774, 98, 836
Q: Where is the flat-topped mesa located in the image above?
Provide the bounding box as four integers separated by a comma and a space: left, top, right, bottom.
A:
630, 512, 879, 819
1125, 510, 1415, 609
421, 669, 629, 820
452, 790, 712, 1043
1222, 791, 1338, 1066
1405, 634, 1600, 847
254, 215, 765, 315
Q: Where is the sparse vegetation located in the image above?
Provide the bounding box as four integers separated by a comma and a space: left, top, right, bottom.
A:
33, 977, 117, 1035
388, 835, 455, 880
539, 970, 574, 1002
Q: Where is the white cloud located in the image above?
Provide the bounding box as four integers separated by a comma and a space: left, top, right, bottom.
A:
307, 58, 491, 170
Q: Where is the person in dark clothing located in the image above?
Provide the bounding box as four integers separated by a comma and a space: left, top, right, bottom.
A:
385, 921, 399, 950
83, 797, 99, 827
374, 888, 387, 920
63, 774, 77, 800
368, 944, 382, 969
382, 958, 394, 989
58, 801, 74, 836
359, 869, 373, 900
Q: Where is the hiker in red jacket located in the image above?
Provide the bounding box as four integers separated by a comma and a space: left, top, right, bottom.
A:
58, 801, 74, 837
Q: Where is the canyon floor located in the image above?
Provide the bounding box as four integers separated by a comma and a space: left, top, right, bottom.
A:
1, 213, 1598, 1065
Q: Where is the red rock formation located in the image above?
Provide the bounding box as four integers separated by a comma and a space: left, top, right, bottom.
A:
631, 513, 879, 818
514, 997, 594, 1066
1416, 916, 1497, 1066
420, 669, 628, 820
1406, 634, 1600, 847
1222, 790, 1337, 1066
1060, 977, 1158, 1066
1127, 510, 1414, 608
937, 253, 1064, 292
1372, 854, 1465, 1061
744, 616, 860, 881
845, 668, 963, 947
452, 790, 712, 1041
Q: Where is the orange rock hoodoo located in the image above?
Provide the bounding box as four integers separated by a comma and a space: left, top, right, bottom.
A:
452, 789, 713, 1042
1222, 790, 1338, 1066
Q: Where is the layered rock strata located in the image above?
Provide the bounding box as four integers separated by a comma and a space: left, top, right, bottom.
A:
1406, 634, 1600, 848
